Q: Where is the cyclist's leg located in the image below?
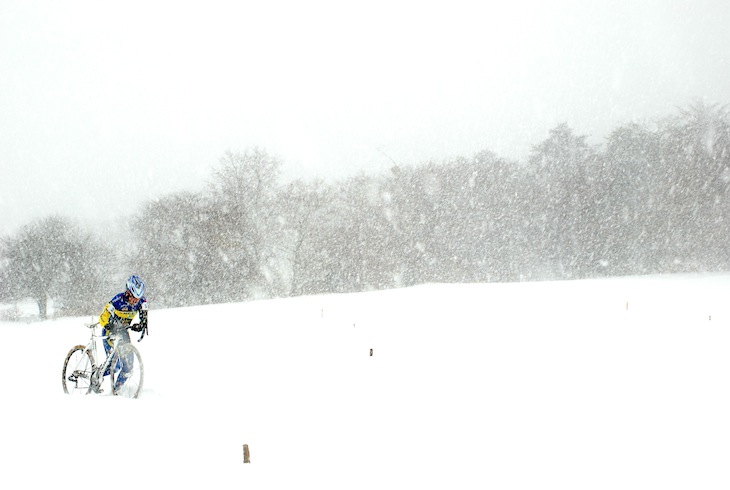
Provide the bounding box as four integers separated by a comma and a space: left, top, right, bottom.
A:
114, 331, 133, 388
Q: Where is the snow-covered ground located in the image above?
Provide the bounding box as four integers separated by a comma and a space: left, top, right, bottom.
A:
2, 273, 730, 489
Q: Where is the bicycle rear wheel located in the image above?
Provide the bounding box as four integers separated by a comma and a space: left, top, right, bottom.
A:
110, 343, 144, 399
62, 345, 95, 395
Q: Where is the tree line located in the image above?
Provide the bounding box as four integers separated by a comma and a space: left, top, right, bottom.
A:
2, 102, 729, 318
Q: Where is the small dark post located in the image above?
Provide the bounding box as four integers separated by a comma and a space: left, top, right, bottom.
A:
243, 444, 250, 463
369, 348, 373, 356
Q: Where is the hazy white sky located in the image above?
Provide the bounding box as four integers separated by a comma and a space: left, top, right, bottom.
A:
1, 0, 729, 236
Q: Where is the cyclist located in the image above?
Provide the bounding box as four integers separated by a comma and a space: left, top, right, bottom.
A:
92, 274, 148, 393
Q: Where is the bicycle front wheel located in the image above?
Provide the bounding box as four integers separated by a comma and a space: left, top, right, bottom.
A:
62, 345, 95, 395
110, 343, 144, 399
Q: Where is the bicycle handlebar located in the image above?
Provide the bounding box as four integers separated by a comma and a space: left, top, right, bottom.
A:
84, 321, 146, 342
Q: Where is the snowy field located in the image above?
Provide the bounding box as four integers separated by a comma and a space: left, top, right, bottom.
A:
2, 273, 730, 489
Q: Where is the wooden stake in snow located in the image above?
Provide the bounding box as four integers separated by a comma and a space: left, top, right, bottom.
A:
243, 444, 250, 463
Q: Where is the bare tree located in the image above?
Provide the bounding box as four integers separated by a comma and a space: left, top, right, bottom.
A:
1, 216, 110, 319
207, 148, 284, 299
276, 178, 334, 296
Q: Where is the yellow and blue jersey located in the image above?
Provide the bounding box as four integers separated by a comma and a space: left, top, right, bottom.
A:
99, 292, 148, 328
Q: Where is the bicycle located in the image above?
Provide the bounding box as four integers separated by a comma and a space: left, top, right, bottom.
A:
62, 322, 144, 399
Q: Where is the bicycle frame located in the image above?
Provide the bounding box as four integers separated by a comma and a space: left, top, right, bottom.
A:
84, 322, 123, 386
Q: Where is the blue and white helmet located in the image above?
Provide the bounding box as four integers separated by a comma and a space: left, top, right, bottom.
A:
126, 274, 146, 299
